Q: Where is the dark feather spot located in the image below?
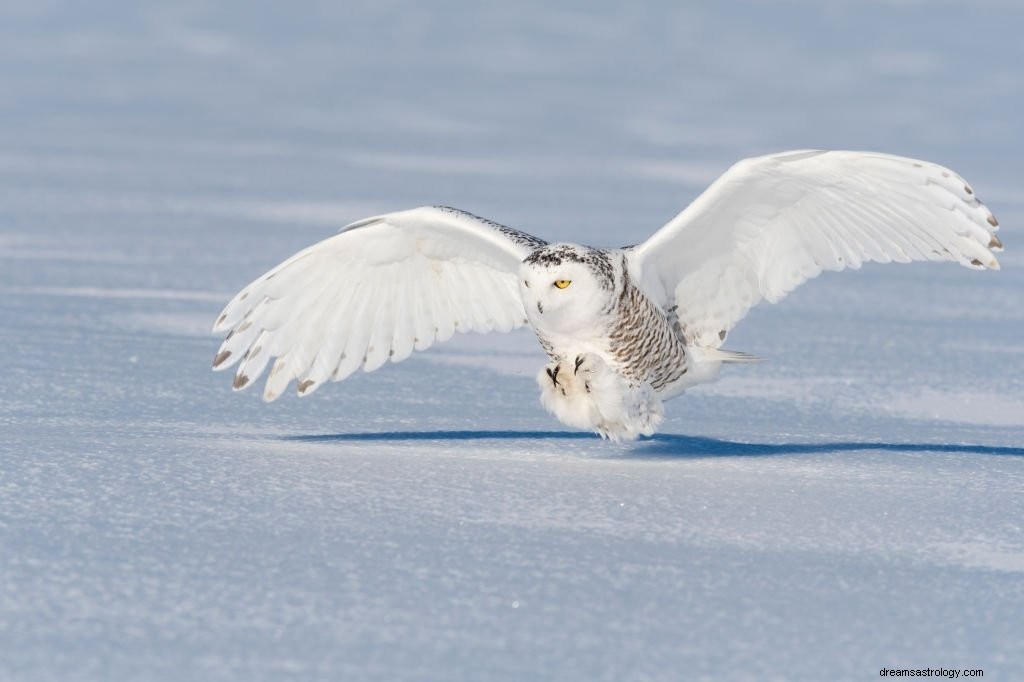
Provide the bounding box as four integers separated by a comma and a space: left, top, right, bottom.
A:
233, 373, 250, 389
964, 185, 973, 195
297, 379, 315, 394
987, 214, 999, 227
989, 234, 1003, 250
970, 258, 983, 266
212, 350, 231, 368
433, 206, 548, 250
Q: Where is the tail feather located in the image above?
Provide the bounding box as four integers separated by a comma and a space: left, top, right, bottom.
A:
692, 347, 761, 364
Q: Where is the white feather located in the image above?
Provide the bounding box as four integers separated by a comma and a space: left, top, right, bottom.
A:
332, 289, 372, 383
629, 150, 1001, 348
388, 271, 416, 364
214, 206, 539, 399
233, 330, 272, 391
296, 276, 366, 396
262, 355, 293, 402
363, 273, 395, 372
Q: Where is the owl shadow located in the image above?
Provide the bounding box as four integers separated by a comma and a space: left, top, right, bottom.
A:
629, 434, 1024, 459
281, 430, 1024, 458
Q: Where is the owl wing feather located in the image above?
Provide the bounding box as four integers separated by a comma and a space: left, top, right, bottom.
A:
628, 150, 1002, 347
211, 206, 544, 400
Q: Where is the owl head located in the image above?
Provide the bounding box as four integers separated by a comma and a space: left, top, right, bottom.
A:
519, 243, 620, 334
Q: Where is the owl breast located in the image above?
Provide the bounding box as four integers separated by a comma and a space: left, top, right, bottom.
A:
525, 249, 691, 395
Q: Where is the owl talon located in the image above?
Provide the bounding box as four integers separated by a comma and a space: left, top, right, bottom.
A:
572, 352, 604, 378
536, 353, 664, 442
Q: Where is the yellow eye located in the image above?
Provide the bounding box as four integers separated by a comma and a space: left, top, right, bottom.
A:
554, 279, 571, 289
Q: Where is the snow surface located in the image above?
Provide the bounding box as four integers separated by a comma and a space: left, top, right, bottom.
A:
2, 1, 1023, 680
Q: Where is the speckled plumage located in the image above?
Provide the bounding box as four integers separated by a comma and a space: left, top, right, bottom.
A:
529, 252, 687, 387
520, 243, 723, 440
608, 263, 688, 391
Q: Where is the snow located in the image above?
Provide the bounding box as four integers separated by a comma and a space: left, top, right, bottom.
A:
2, 1, 1023, 680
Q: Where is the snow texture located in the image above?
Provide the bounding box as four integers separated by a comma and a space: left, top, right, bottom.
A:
1, 1, 1023, 680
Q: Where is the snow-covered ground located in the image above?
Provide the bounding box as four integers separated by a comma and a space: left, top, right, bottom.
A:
2, 2, 1023, 680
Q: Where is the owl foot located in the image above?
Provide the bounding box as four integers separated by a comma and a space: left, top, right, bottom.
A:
566, 353, 603, 395
542, 353, 603, 396
536, 354, 663, 441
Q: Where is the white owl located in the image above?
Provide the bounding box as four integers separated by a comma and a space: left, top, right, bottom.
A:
212, 150, 1002, 440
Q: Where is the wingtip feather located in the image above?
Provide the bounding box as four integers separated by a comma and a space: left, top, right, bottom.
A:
212, 349, 232, 370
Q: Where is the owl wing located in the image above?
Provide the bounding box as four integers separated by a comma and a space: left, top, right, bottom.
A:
211, 206, 546, 401
628, 150, 1003, 348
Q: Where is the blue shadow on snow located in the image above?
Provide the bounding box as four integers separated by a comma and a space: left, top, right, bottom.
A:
280, 431, 1024, 458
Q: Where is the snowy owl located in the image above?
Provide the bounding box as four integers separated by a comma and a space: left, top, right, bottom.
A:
212, 150, 1002, 440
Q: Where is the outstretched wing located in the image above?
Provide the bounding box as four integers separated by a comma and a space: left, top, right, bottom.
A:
628, 150, 1003, 348
211, 206, 546, 400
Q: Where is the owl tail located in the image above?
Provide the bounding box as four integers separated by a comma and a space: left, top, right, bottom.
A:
692, 347, 761, 364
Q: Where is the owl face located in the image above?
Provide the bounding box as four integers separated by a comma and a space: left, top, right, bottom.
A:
519, 244, 615, 334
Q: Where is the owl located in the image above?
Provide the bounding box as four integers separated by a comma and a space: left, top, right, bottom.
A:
212, 150, 1002, 440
